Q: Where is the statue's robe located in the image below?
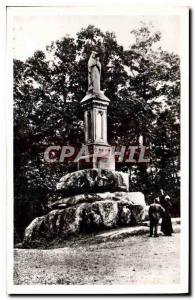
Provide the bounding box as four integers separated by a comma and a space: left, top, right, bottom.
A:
88, 56, 101, 92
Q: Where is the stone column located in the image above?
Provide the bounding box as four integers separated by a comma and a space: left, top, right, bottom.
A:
79, 91, 115, 171
81, 92, 110, 146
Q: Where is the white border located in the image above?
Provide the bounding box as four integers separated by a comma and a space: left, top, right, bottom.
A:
5, 3, 189, 295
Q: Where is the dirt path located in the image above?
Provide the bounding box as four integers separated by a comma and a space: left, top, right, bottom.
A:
14, 233, 180, 285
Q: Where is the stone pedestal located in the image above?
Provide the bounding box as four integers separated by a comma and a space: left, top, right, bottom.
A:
81, 91, 110, 145
79, 91, 115, 171
77, 144, 115, 171
57, 169, 129, 195
24, 191, 146, 243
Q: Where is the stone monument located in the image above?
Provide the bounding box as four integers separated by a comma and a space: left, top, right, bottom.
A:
24, 51, 146, 245
78, 50, 115, 171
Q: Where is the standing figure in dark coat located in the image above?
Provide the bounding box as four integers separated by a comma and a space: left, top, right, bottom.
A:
160, 193, 173, 236
149, 198, 165, 237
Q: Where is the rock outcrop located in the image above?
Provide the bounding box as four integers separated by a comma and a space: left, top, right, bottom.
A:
56, 169, 129, 195
50, 191, 145, 209
24, 192, 146, 244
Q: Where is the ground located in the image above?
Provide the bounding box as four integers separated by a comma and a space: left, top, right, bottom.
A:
14, 232, 180, 285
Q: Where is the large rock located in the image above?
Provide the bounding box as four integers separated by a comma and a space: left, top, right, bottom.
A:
50, 191, 145, 209
24, 207, 83, 243
56, 169, 129, 195
24, 192, 146, 244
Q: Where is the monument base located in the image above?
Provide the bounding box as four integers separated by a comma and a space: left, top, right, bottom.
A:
77, 144, 115, 171
24, 192, 146, 244
56, 168, 129, 196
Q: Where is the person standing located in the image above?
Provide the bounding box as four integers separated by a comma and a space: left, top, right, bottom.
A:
149, 198, 165, 237
160, 194, 173, 236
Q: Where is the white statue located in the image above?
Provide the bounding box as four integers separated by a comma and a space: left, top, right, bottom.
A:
88, 51, 101, 93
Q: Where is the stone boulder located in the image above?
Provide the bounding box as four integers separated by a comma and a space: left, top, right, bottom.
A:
56, 169, 129, 195
24, 192, 146, 244
50, 191, 145, 210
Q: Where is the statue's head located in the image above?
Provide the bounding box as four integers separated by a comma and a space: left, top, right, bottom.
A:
91, 51, 97, 58
88, 50, 100, 68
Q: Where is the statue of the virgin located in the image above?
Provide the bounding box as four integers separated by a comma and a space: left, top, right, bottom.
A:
88, 51, 101, 93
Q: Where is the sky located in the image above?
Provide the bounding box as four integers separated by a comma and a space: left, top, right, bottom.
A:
12, 14, 180, 61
